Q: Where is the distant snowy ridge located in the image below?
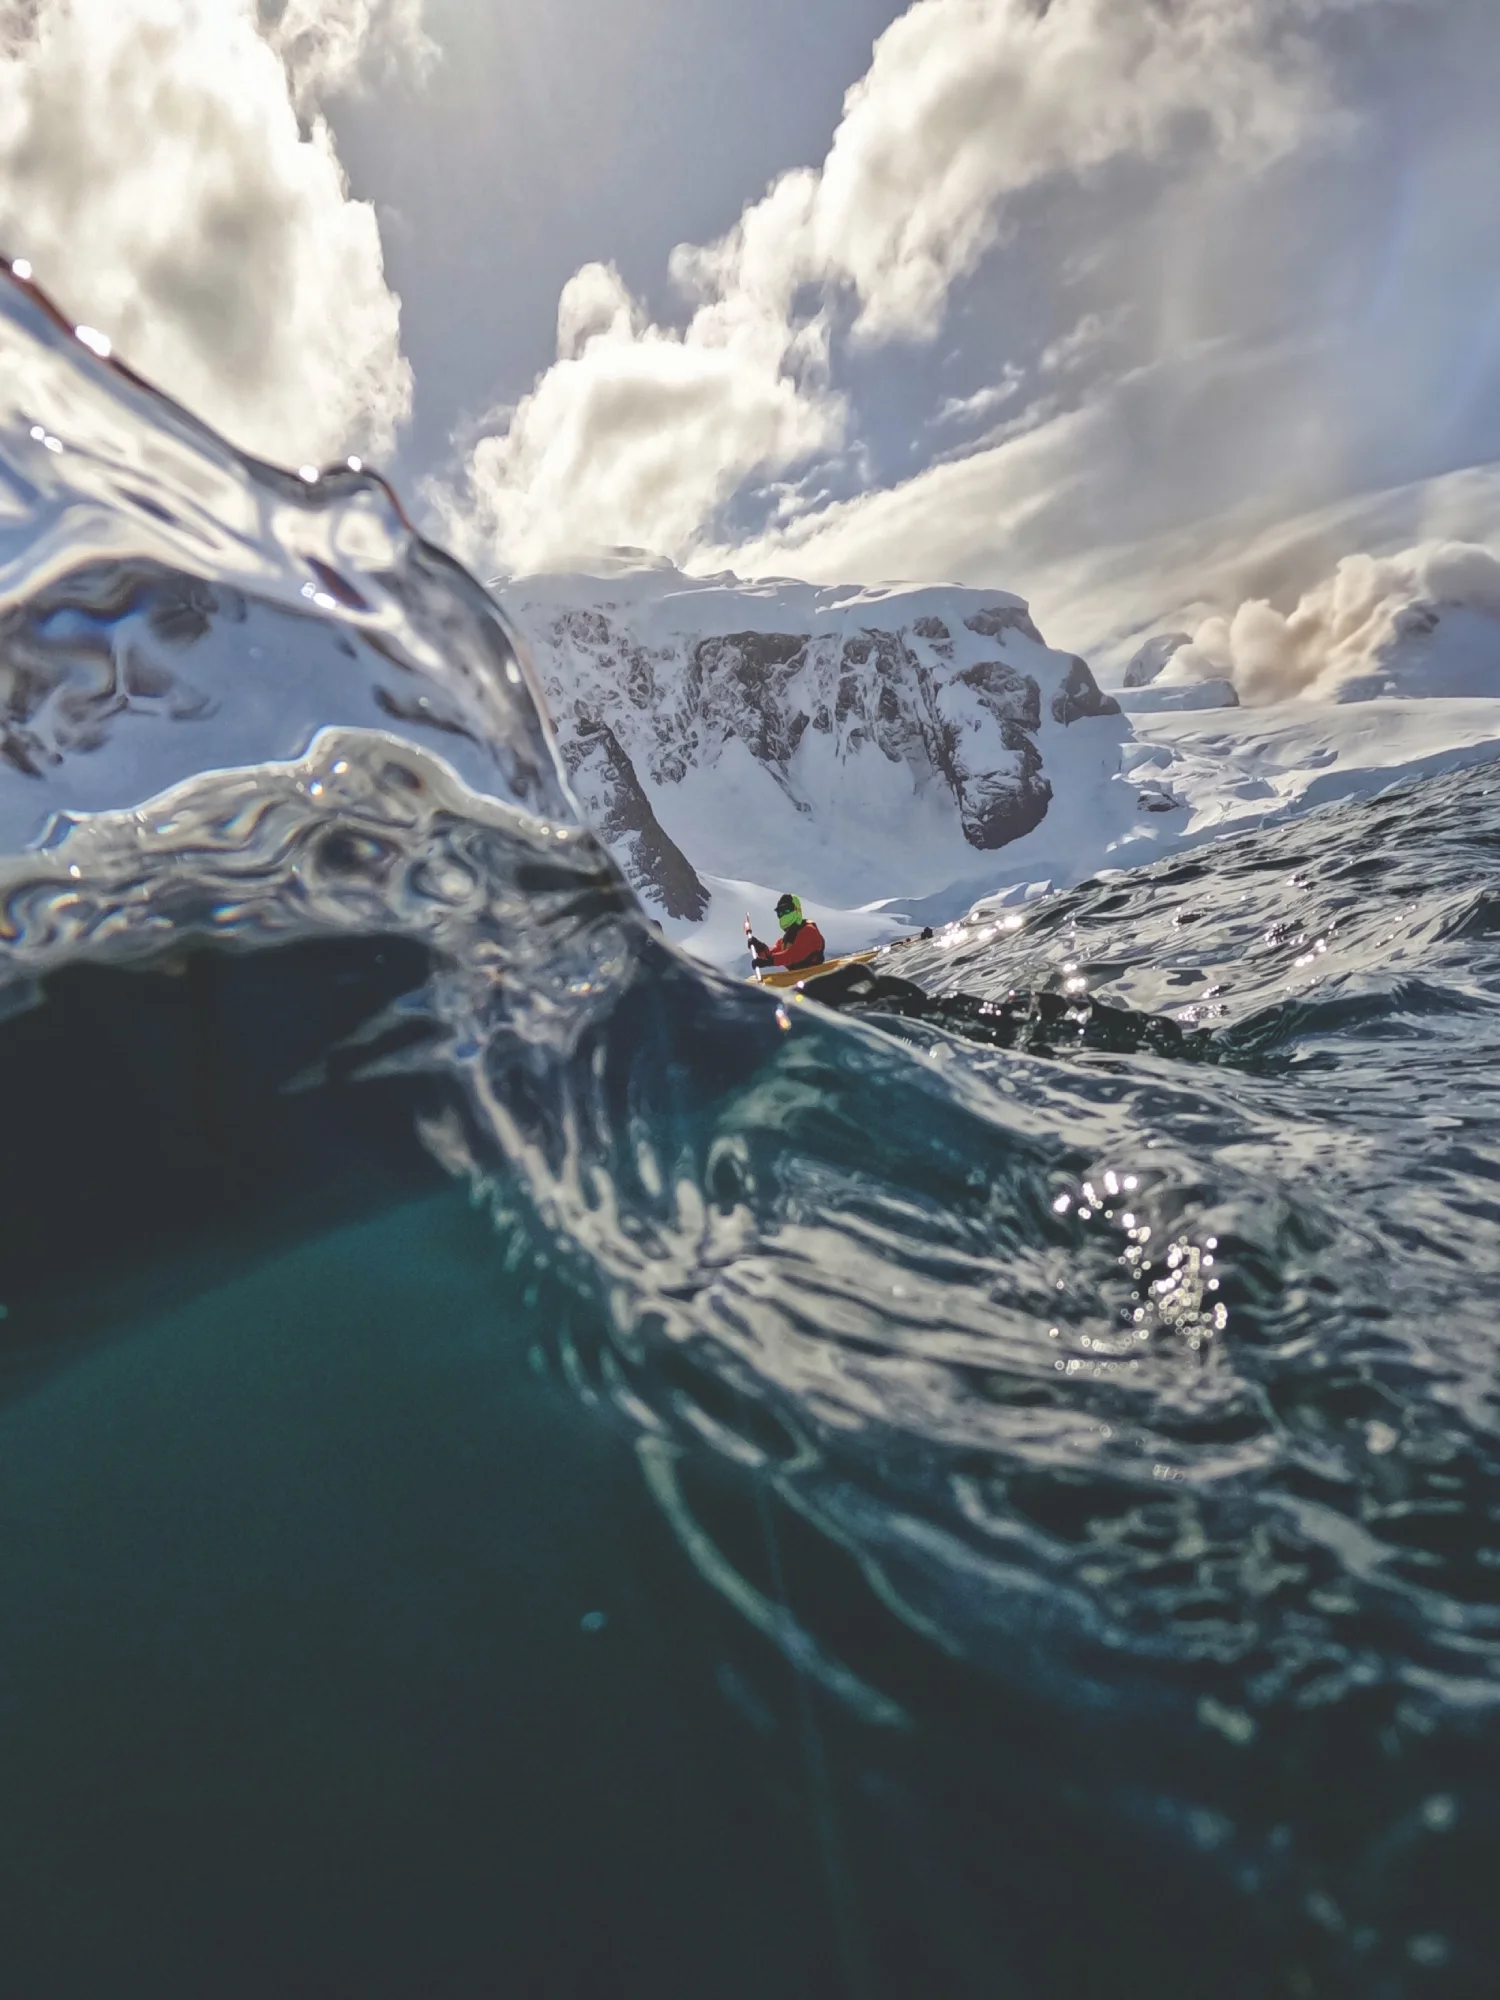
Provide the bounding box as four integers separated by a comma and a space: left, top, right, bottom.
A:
495, 565, 1132, 953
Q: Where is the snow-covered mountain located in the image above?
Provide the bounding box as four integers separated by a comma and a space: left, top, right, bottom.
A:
495, 558, 1500, 968
496, 564, 1133, 957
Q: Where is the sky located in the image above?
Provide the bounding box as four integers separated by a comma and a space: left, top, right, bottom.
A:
1, 0, 1498, 673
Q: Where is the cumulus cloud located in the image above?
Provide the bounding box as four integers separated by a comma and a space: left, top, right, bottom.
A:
439, 0, 1346, 576
262, 0, 435, 105
803, 0, 1336, 345
1165, 540, 1500, 702
0, 0, 421, 467
441, 249, 843, 576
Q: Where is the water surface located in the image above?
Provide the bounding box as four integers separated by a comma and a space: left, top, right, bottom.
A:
0, 264, 1497, 1999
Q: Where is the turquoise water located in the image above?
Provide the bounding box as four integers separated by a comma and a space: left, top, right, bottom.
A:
0, 1193, 832, 1991
1, 261, 1498, 1997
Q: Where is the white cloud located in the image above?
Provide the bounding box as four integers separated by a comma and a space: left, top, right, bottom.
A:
0, 0, 421, 467
440, 0, 1344, 577
1040, 310, 1127, 378
439, 258, 843, 578
727, 0, 1500, 673
704, 333, 1500, 681
1166, 539, 1500, 702
708, 335, 1330, 622
807, 0, 1337, 346
932, 370, 1023, 431
263, 0, 435, 105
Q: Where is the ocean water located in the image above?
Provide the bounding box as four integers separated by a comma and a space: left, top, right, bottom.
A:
0, 270, 1498, 2000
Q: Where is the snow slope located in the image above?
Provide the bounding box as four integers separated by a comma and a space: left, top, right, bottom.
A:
1122, 700, 1500, 846
497, 563, 1133, 960
497, 561, 1500, 967
1103, 545, 1500, 864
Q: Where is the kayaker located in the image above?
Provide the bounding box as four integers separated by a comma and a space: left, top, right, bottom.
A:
748, 894, 826, 972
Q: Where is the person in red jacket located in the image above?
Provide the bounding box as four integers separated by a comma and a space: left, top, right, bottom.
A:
748, 893, 827, 972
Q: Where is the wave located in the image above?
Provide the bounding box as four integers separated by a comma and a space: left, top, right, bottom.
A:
2, 264, 1499, 1995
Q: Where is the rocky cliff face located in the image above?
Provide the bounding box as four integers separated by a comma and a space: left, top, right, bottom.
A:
497, 567, 1125, 926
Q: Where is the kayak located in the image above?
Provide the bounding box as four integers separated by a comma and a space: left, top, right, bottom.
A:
749, 951, 878, 991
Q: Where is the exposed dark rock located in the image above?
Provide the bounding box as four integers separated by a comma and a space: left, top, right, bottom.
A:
1052, 656, 1122, 725
1395, 603, 1441, 639
958, 659, 1042, 731
844, 629, 929, 764
621, 641, 657, 710
1136, 781, 1185, 814
695, 631, 809, 775
562, 609, 611, 648
514, 587, 1129, 911
956, 725, 1052, 850
965, 604, 1044, 646
563, 719, 709, 921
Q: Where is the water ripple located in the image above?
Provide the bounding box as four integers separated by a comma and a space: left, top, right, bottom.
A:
0, 261, 1498, 1993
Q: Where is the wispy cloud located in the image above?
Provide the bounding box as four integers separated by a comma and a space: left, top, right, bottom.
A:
1039, 310, 1127, 378
931, 369, 1023, 431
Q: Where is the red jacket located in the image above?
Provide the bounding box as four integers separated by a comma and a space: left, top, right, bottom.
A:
757, 919, 826, 971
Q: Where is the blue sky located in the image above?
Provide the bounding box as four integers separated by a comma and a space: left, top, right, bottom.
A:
329, 0, 909, 478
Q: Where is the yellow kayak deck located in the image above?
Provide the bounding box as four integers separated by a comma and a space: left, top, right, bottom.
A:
750, 951, 877, 992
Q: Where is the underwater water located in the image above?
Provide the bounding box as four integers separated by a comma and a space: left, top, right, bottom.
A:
0, 269, 1498, 2000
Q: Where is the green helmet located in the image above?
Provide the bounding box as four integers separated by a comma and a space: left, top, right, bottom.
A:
775, 892, 802, 932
